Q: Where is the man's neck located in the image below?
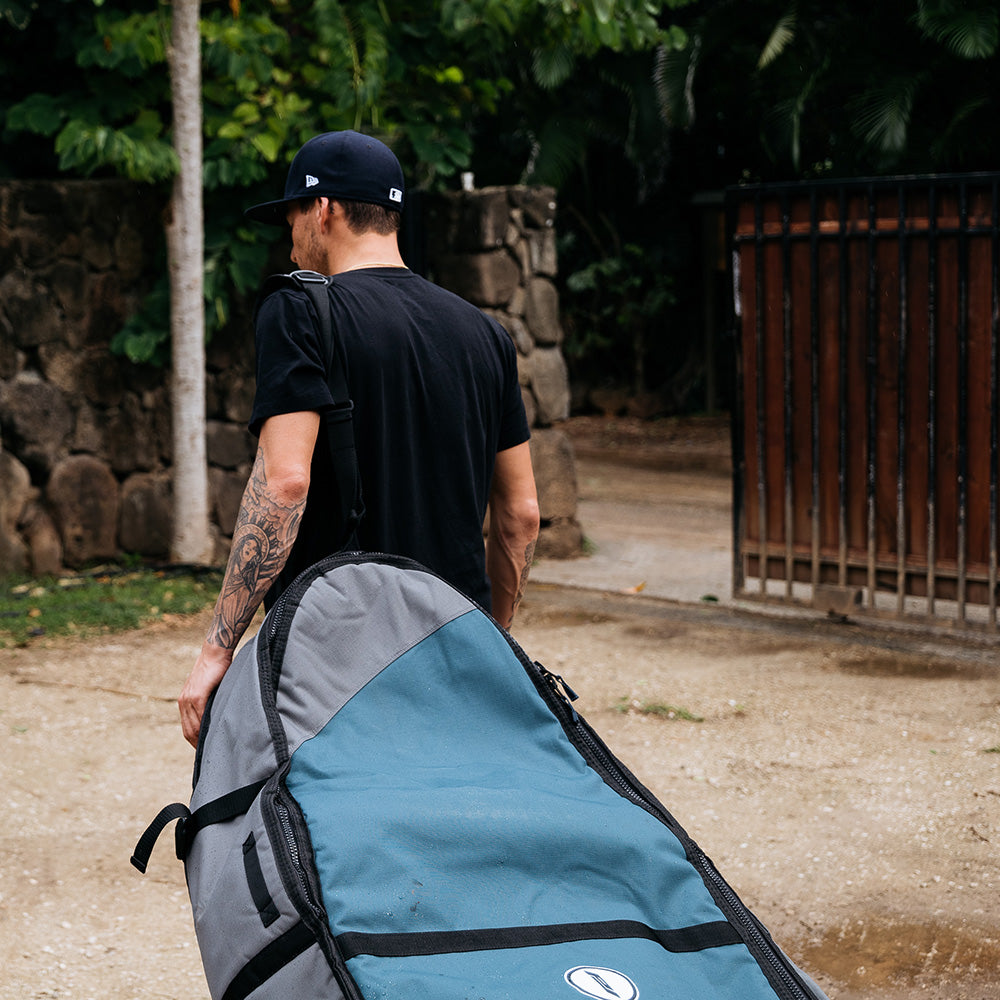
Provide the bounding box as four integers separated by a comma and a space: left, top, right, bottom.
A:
328, 232, 405, 275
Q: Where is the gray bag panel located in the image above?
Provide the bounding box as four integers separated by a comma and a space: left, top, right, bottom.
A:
191, 560, 469, 812
189, 792, 291, 996
187, 785, 345, 1000
276, 561, 472, 757
191, 630, 275, 811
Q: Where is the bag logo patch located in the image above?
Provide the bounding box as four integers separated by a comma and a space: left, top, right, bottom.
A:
564, 966, 639, 999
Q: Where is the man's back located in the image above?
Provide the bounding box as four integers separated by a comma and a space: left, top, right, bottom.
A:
250, 268, 529, 608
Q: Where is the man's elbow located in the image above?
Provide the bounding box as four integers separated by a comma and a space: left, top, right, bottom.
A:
524, 497, 541, 541
269, 468, 311, 507
507, 496, 540, 547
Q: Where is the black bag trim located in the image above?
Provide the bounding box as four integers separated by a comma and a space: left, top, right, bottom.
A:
243, 831, 280, 928
220, 920, 316, 1000
132, 780, 271, 872
130, 802, 190, 873
335, 918, 742, 960
175, 779, 269, 860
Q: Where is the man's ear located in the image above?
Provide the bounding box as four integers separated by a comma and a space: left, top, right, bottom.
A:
319, 197, 340, 230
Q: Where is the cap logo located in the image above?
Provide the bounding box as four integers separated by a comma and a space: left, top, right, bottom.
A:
305, 174, 319, 188
389, 187, 403, 203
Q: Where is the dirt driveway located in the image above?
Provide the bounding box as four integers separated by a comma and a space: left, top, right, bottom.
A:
2, 420, 998, 1000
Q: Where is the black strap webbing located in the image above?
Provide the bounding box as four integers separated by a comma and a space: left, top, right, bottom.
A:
175, 779, 270, 860
221, 920, 316, 1000
131, 779, 268, 873
256, 270, 364, 559
336, 918, 742, 960
130, 802, 190, 873
243, 831, 280, 928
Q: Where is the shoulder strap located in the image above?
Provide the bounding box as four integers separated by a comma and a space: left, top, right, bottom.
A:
256, 271, 365, 551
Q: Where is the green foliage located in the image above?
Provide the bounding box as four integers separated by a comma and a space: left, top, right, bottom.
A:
660, 0, 1000, 181
915, 0, 998, 59
111, 280, 171, 365
564, 241, 676, 394
0, 566, 221, 649
615, 696, 704, 722
1, 0, 697, 370
54, 114, 178, 182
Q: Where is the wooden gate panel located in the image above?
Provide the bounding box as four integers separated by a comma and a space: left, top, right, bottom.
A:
730, 174, 1000, 629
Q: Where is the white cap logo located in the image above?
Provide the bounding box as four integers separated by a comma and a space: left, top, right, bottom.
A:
305, 174, 319, 188
565, 966, 639, 999
389, 187, 403, 203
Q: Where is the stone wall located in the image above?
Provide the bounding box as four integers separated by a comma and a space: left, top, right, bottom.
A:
0, 179, 580, 578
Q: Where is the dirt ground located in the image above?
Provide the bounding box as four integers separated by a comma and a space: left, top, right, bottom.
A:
2, 417, 998, 1000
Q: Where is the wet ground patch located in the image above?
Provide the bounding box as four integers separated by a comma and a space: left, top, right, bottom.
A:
799, 913, 1000, 995
826, 649, 993, 680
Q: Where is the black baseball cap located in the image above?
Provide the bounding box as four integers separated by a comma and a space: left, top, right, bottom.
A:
244, 130, 405, 226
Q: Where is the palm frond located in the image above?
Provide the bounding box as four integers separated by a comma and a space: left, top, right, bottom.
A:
532, 44, 576, 90
522, 116, 591, 188
850, 77, 920, 155
915, 1, 998, 59
653, 34, 700, 130
929, 94, 991, 162
758, 5, 797, 70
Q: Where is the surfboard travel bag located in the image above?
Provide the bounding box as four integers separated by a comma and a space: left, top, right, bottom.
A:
132, 552, 828, 1000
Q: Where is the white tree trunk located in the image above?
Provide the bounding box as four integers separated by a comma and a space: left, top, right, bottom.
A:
167, 0, 213, 564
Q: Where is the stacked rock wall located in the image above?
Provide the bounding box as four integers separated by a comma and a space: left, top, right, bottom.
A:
0, 179, 580, 577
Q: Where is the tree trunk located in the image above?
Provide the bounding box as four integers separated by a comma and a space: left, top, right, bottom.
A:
167, 0, 213, 564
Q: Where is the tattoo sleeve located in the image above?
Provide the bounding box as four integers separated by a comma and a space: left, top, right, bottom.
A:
206, 447, 306, 651
513, 539, 536, 615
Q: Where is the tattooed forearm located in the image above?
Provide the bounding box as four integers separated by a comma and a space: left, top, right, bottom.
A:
512, 539, 536, 615
206, 447, 306, 650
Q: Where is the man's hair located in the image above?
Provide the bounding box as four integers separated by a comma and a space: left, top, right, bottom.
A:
298, 197, 401, 236
340, 199, 401, 236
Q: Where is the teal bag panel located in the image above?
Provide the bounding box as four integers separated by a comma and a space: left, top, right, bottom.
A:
287, 609, 727, 942
345, 937, 781, 1000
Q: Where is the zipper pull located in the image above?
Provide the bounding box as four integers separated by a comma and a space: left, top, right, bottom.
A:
553, 671, 579, 703
536, 661, 580, 720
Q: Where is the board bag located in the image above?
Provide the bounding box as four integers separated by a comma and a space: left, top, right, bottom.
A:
132, 552, 828, 1000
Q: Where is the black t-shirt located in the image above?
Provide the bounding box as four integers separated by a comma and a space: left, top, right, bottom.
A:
249, 267, 530, 609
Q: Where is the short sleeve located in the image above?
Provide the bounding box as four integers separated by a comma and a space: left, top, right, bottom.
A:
249, 288, 335, 437
492, 318, 531, 452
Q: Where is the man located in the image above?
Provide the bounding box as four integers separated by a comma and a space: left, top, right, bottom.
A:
179, 130, 539, 747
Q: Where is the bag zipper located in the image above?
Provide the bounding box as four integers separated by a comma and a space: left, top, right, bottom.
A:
270, 784, 366, 1000
534, 660, 652, 810
694, 847, 812, 1000
275, 798, 313, 905
529, 658, 811, 1000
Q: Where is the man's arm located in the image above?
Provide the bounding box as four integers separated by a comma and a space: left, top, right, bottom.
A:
486, 441, 540, 629
178, 411, 320, 747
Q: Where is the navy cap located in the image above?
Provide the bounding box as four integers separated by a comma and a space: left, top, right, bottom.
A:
245, 130, 405, 226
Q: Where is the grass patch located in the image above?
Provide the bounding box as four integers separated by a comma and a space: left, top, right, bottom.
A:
984, 745, 1000, 755
0, 565, 222, 648
615, 696, 704, 722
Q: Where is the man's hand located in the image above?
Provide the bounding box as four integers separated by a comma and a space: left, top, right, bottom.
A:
179, 640, 234, 747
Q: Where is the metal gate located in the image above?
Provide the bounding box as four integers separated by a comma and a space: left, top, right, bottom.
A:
729, 173, 1000, 631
